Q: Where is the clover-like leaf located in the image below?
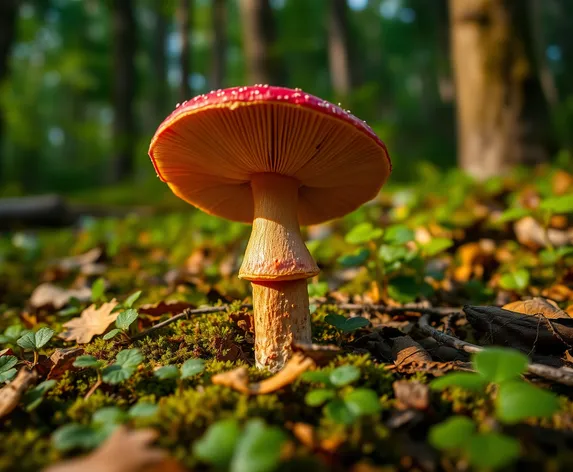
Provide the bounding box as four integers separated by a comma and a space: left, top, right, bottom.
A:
325, 399, 356, 425
329, 365, 360, 387
305, 388, 336, 407
344, 388, 381, 416
34, 327, 54, 349
115, 348, 143, 369
181, 358, 205, 379
116, 309, 138, 330
429, 416, 477, 450
473, 348, 528, 383
17, 331, 37, 351
496, 380, 560, 424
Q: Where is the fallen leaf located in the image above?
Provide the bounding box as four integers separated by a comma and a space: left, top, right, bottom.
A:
393, 380, 430, 411
29, 283, 92, 311
289, 422, 344, 453
503, 297, 570, 319
44, 347, 84, 380
212, 353, 316, 395
42, 426, 169, 472
56, 247, 104, 272
514, 216, 573, 249
0, 368, 37, 419
138, 300, 195, 316
392, 336, 432, 367
59, 300, 119, 344
542, 284, 573, 303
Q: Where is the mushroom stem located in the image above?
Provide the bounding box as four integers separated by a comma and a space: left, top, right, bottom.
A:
251, 280, 312, 371
239, 173, 319, 372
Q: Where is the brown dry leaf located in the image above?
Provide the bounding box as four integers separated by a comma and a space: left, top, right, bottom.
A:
386, 360, 473, 375
56, 247, 104, 272
289, 422, 344, 453
552, 169, 573, 195
138, 300, 195, 316
45, 347, 84, 380
503, 297, 570, 319
0, 348, 14, 357
43, 426, 169, 472
391, 336, 432, 367
393, 380, 430, 411
29, 283, 92, 310
514, 216, 573, 249
212, 353, 315, 394
59, 300, 119, 344
0, 368, 37, 419
542, 284, 573, 303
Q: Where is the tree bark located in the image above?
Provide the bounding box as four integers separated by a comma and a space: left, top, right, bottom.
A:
0, 0, 19, 185
449, 0, 554, 180
328, 0, 353, 99
151, 1, 168, 121
110, 0, 137, 183
177, 0, 192, 100
239, 0, 286, 85
210, 0, 227, 90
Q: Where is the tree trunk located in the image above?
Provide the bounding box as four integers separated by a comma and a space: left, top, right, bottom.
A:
177, 0, 192, 100
0, 0, 19, 185
328, 0, 353, 99
151, 1, 168, 121
210, 0, 227, 90
238, 0, 285, 85
110, 0, 137, 183
449, 0, 554, 180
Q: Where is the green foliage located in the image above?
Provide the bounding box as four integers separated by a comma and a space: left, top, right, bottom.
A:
17, 327, 54, 351
324, 314, 369, 333
101, 348, 143, 384
0, 325, 25, 345
345, 223, 383, 245
91, 278, 106, 302
499, 269, 530, 292
0, 355, 18, 383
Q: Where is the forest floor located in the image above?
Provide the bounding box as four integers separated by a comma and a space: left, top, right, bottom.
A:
1, 163, 573, 472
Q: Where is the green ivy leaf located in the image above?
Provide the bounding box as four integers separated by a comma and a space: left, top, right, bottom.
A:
128, 402, 158, 418
181, 358, 205, 378
496, 380, 560, 424
308, 282, 329, 298
17, 331, 37, 351
430, 372, 488, 392
325, 399, 356, 425
123, 290, 142, 308
421, 238, 454, 257
337, 247, 370, 267
473, 348, 528, 383
103, 328, 121, 340
73, 355, 102, 369
91, 278, 106, 302
499, 269, 530, 291
329, 365, 360, 387
428, 416, 476, 450
345, 222, 383, 245
154, 365, 180, 380
231, 419, 286, 472
496, 207, 532, 223
305, 388, 336, 406
116, 309, 139, 330
325, 314, 370, 332
383, 224, 415, 244
34, 327, 54, 349
344, 388, 381, 416
193, 419, 240, 469
467, 433, 521, 469
539, 195, 573, 214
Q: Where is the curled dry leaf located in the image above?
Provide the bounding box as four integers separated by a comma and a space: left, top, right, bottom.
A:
59, 300, 119, 344
211, 352, 316, 394
43, 426, 172, 472
391, 336, 432, 367
44, 347, 84, 380
393, 380, 430, 411
29, 283, 92, 311
503, 297, 570, 320
514, 216, 573, 249
0, 368, 37, 419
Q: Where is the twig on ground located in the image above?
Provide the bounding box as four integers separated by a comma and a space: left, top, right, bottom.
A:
418, 314, 573, 386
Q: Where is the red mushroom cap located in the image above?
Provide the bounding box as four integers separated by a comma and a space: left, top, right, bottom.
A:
149, 85, 391, 226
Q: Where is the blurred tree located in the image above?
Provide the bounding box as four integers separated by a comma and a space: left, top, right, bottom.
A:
110, 0, 137, 183
210, 0, 227, 89
328, 0, 353, 99
239, 0, 286, 85
0, 0, 19, 184
177, 0, 192, 100
449, 0, 554, 179
151, 0, 168, 121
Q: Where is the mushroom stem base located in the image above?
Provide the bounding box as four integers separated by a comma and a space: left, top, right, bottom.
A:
251, 279, 311, 372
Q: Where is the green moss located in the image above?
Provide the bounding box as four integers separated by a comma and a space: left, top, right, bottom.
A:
0, 429, 59, 472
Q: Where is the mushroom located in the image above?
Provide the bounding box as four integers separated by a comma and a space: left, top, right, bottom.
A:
148, 85, 391, 372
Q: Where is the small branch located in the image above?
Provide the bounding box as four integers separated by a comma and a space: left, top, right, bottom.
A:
419, 314, 573, 386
